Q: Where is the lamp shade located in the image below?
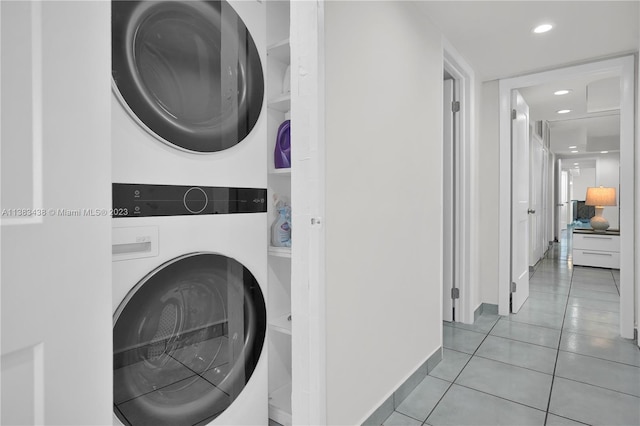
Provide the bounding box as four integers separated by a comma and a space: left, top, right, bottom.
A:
585, 186, 616, 207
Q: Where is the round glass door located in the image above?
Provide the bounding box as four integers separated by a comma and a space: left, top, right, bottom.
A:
113, 253, 266, 425
112, 1, 264, 153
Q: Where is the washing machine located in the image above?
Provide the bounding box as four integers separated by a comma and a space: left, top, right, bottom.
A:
110, 0, 268, 424
112, 184, 267, 426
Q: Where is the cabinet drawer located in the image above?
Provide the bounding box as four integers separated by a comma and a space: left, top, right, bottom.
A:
573, 249, 620, 269
573, 234, 620, 252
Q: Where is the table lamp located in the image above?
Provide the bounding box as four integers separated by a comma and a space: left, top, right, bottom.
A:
585, 186, 617, 231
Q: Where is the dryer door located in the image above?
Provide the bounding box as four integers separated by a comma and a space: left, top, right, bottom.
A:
112, 1, 264, 153
113, 253, 266, 425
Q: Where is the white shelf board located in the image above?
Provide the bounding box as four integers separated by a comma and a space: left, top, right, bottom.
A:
269, 313, 292, 335
269, 383, 292, 426
267, 93, 291, 112
267, 38, 290, 64
268, 246, 291, 258
269, 168, 291, 176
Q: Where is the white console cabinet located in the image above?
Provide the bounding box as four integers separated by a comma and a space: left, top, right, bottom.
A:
572, 230, 620, 269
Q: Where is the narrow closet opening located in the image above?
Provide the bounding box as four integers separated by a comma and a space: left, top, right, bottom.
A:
442, 70, 460, 323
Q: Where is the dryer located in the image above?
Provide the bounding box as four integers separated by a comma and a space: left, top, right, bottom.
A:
111, 0, 266, 187
112, 183, 267, 426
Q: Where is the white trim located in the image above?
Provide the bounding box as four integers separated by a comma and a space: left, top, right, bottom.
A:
499, 56, 636, 338
442, 39, 476, 324
290, 1, 327, 423
636, 53, 640, 347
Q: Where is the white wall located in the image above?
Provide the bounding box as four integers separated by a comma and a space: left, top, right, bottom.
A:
596, 153, 621, 230
571, 168, 596, 202
324, 2, 443, 423
478, 81, 500, 305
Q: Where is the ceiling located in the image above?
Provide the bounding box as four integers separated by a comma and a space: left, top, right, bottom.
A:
415, 1, 639, 82
415, 1, 637, 161
519, 74, 621, 156
518, 74, 620, 122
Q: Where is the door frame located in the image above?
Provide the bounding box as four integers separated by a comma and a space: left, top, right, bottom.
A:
442, 76, 457, 322
498, 56, 636, 340
529, 128, 545, 266
443, 39, 476, 324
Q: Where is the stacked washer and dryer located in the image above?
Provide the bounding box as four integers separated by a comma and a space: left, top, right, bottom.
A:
110, 1, 268, 425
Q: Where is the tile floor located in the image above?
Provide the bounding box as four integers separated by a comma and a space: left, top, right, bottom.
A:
382, 230, 640, 426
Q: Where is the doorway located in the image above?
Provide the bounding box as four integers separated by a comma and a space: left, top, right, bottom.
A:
443, 71, 459, 322
498, 56, 636, 341
441, 42, 475, 325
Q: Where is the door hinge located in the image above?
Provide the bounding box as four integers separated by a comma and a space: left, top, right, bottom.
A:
512, 109, 517, 120
451, 288, 460, 299
511, 282, 517, 293
452, 101, 460, 113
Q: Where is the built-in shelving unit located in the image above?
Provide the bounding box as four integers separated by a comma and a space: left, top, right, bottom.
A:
268, 246, 292, 258
267, 2, 292, 425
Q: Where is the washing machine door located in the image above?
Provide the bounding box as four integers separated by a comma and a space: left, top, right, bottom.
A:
113, 253, 266, 425
112, 1, 264, 153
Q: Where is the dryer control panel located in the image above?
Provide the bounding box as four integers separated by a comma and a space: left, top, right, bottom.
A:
112, 183, 267, 217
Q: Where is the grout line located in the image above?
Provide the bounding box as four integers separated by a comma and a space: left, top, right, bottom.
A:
451, 382, 549, 414
561, 326, 621, 340
611, 269, 621, 296
553, 373, 640, 399
545, 412, 591, 426
421, 319, 502, 425
483, 331, 561, 352
472, 352, 554, 376
391, 409, 424, 424
442, 322, 488, 336
567, 293, 620, 304
507, 317, 563, 332
557, 347, 640, 369
544, 261, 574, 425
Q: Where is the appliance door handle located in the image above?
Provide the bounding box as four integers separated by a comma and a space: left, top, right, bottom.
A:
528, 209, 536, 214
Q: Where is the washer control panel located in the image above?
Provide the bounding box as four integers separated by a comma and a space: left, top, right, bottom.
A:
112, 183, 267, 217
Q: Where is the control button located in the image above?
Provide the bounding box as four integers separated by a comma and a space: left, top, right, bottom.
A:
184, 187, 208, 214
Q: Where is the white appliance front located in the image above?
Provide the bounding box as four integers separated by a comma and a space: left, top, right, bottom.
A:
112, 208, 267, 426
111, 0, 266, 188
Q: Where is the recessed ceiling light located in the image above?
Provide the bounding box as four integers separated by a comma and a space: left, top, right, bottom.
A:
601, 151, 609, 154
573, 162, 579, 165
533, 24, 553, 34
571, 150, 579, 153
557, 109, 571, 114
569, 146, 577, 149
554, 90, 572, 96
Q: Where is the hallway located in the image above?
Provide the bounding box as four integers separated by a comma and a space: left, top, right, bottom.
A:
382, 232, 640, 425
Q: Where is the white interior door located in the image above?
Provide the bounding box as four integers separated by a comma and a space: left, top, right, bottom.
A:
1, 2, 112, 424
547, 151, 555, 247
511, 90, 530, 313
442, 78, 456, 322
559, 170, 569, 231
529, 130, 544, 266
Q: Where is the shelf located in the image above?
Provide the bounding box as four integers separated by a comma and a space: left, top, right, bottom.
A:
269, 313, 292, 335
269, 246, 291, 258
269, 383, 292, 426
267, 38, 290, 64
268, 93, 291, 112
269, 168, 291, 176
